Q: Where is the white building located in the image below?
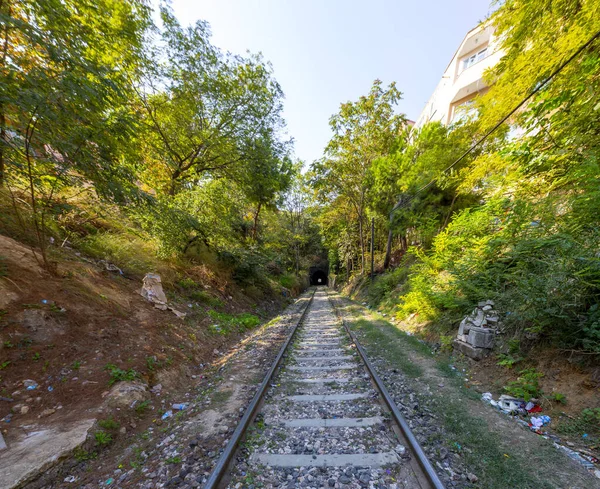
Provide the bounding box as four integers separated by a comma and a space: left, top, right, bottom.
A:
415, 23, 503, 128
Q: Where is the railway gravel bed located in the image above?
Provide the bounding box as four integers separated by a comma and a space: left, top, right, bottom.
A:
224, 289, 424, 489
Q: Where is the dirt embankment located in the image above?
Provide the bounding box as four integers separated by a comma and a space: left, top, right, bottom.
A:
0, 234, 292, 488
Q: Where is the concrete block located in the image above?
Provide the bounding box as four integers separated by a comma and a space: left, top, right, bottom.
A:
453, 339, 490, 360
468, 326, 495, 349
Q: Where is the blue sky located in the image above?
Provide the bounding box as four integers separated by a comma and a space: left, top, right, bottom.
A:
168, 0, 493, 164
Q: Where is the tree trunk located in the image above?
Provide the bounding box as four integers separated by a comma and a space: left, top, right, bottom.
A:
358, 213, 365, 273
0, 1, 10, 187
383, 226, 393, 270
252, 201, 262, 240
295, 242, 300, 276
0, 111, 5, 187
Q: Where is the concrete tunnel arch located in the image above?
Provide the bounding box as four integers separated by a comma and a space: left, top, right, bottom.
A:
309, 268, 328, 286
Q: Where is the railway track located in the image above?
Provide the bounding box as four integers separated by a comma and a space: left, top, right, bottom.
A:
204, 288, 444, 489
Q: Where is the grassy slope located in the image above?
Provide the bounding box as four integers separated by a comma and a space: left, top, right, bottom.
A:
335, 294, 600, 489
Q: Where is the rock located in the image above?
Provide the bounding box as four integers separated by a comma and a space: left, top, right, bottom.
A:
338, 475, 351, 484
20, 406, 29, 415
470, 309, 486, 327
486, 315, 499, 325
151, 384, 163, 395
0, 282, 18, 308
18, 310, 65, 342
468, 327, 494, 349
140, 273, 168, 305
467, 473, 478, 483
104, 381, 149, 409
453, 340, 490, 360
40, 408, 56, 418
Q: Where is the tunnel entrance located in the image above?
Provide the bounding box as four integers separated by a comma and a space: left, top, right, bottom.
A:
309, 269, 328, 286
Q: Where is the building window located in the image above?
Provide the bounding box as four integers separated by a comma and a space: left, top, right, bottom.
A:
452, 99, 477, 123
461, 47, 488, 72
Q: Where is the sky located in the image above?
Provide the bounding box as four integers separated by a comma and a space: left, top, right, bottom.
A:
168, 0, 493, 164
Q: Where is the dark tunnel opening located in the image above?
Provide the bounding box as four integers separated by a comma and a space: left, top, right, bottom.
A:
310, 269, 328, 286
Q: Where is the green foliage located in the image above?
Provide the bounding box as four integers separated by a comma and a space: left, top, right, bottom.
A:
557, 407, 600, 437
104, 364, 139, 386
98, 418, 119, 431
135, 400, 151, 415
504, 368, 543, 401
94, 430, 113, 446
165, 456, 182, 464
549, 392, 567, 405
207, 310, 260, 335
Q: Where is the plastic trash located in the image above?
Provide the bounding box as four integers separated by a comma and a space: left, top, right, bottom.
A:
481, 392, 493, 402
23, 380, 38, 390
172, 403, 188, 411
161, 410, 173, 420
48, 386, 54, 392
530, 415, 551, 429
554, 443, 596, 470
105, 478, 114, 486
64, 476, 76, 483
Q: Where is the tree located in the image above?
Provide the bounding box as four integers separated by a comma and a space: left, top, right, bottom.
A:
138, 7, 285, 196
312, 80, 406, 273
371, 121, 480, 268
235, 131, 294, 240
0, 0, 150, 269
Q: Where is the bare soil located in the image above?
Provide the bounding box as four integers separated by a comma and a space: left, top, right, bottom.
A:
0, 233, 291, 484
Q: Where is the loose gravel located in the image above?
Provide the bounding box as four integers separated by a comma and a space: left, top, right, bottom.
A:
226, 289, 422, 489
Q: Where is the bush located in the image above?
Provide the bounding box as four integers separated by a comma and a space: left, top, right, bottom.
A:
207, 311, 261, 335
104, 364, 139, 386
368, 266, 409, 307
504, 368, 543, 401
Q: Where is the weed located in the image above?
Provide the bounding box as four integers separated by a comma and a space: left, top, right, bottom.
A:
94, 430, 113, 446
549, 392, 567, 404
146, 355, 171, 371
496, 353, 522, 368
73, 447, 97, 462
32, 352, 41, 361
3, 341, 13, 349
557, 407, 600, 437
504, 368, 543, 401
135, 400, 151, 415
0, 309, 7, 320
190, 290, 223, 308
165, 456, 181, 464
98, 417, 120, 430
177, 277, 197, 289
207, 310, 260, 335
0, 361, 10, 370
42, 360, 49, 372
104, 364, 139, 386
71, 360, 81, 370
439, 334, 453, 353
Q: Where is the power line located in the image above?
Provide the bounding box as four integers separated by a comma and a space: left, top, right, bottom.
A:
390, 28, 600, 216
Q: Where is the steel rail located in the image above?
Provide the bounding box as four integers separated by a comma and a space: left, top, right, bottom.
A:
203, 289, 316, 489
328, 291, 446, 489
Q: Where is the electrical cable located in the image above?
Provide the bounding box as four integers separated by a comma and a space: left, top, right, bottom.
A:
390, 29, 600, 216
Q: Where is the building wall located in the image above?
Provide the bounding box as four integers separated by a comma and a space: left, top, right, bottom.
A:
415, 24, 503, 128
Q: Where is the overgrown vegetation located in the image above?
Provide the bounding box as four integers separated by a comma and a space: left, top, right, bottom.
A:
0, 0, 325, 297
314, 1, 600, 358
